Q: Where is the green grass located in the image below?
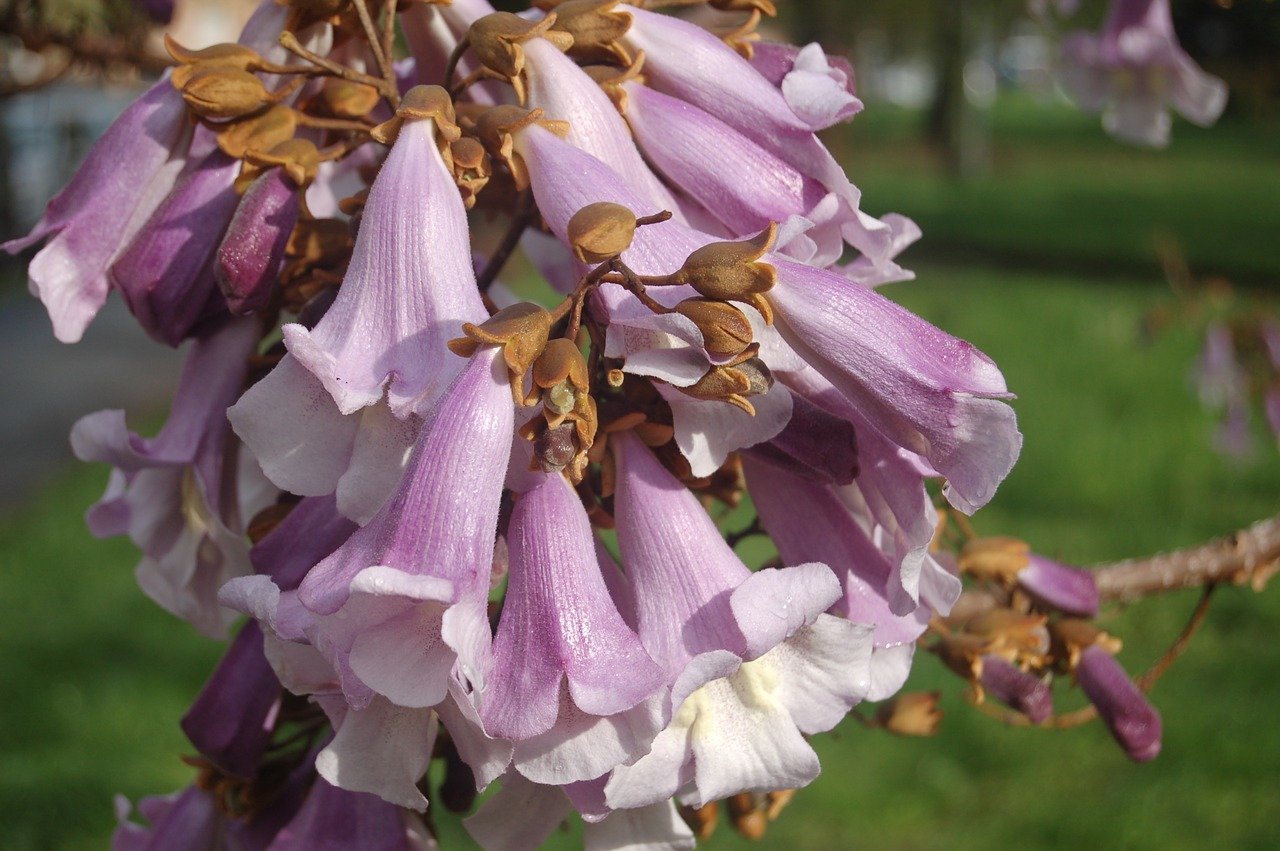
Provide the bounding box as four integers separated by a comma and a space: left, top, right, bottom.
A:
4, 266, 1279, 850
839, 95, 1280, 284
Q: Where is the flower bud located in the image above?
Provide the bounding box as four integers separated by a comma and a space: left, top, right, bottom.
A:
678, 802, 719, 841
215, 104, 297, 159
470, 11, 573, 101
315, 78, 381, 119
875, 691, 944, 736
726, 793, 767, 840
978, 654, 1053, 724
673, 223, 777, 300
710, 0, 777, 15
1016, 553, 1100, 617
1077, 645, 1162, 762
550, 0, 633, 64
180, 67, 271, 121
567, 202, 638, 264
674, 297, 754, 356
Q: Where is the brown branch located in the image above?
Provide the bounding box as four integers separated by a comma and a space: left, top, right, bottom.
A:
951, 513, 1280, 621
9, 26, 172, 76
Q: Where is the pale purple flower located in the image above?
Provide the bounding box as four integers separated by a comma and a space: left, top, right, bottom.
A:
1194, 322, 1245, 410
110, 126, 242, 346
482, 472, 665, 785
70, 318, 275, 637
181, 496, 357, 778
602, 432, 872, 809
266, 778, 437, 851
750, 42, 860, 129
744, 456, 939, 701
2, 78, 189, 343
523, 36, 680, 214
1060, 0, 1227, 147
465, 772, 694, 851
315, 696, 439, 811
282, 114, 488, 418
228, 360, 420, 525
769, 259, 1022, 514
1077, 645, 1162, 761
289, 346, 512, 711
782, 365, 955, 612
618, 4, 905, 273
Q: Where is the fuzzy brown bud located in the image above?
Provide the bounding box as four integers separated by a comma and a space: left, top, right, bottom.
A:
240, 138, 321, 190
710, 0, 777, 15
469, 11, 573, 102
672, 223, 777, 322
675, 297, 754, 356
449, 303, 554, 398
551, 0, 633, 64
180, 67, 272, 120
315, 78, 381, 119
216, 104, 298, 159
567, 202, 637, 264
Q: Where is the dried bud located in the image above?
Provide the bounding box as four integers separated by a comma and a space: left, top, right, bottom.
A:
533, 338, 590, 394
672, 223, 777, 322
964, 610, 1050, 664
314, 78, 381, 119
216, 104, 298, 160
371, 85, 461, 148
567, 202, 637, 264
581, 53, 645, 110
449, 302, 554, 395
675, 298, 754, 356
876, 691, 944, 736
680, 349, 772, 415
935, 632, 990, 681
551, 0, 633, 64
958, 536, 1031, 583
180, 67, 272, 121
735, 356, 774, 396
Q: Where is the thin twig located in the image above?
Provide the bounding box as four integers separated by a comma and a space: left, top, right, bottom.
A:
278, 31, 397, 101
352, 0, 393, 86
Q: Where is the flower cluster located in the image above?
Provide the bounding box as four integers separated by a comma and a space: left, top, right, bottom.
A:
1051, 0, 1227, 147
8, 0, 1036, 847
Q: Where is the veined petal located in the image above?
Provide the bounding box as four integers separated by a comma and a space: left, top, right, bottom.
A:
4, 79, 189, 343
770, 258, 1021, 513
283, 118, 487, 417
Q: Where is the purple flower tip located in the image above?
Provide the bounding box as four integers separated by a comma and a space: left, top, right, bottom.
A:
979, 655, 1053, 724
1077, 645, 1163, 762
1017, 554, 1100, 617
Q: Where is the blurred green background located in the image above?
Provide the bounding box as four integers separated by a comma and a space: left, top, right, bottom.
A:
3, 2, 1280, 849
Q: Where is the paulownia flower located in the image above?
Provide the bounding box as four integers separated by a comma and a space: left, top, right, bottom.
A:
1060, 0, 1227, 147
